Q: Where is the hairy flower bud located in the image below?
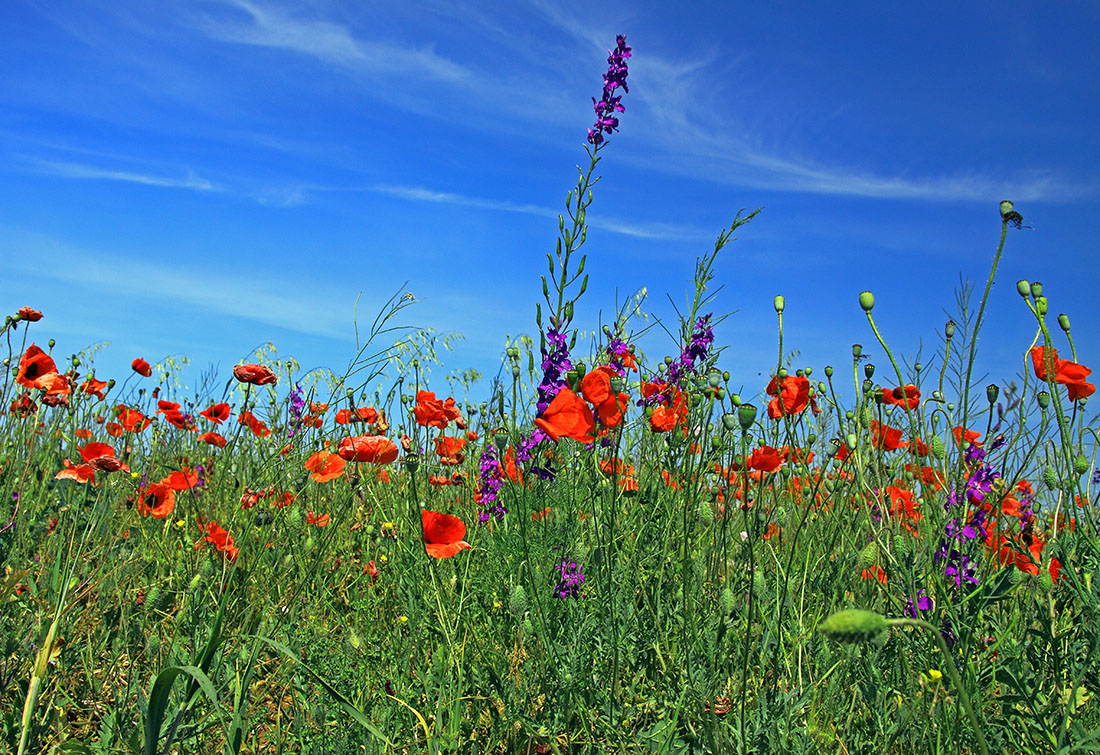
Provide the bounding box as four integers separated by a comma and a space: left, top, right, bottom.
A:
819, 609, 888, 644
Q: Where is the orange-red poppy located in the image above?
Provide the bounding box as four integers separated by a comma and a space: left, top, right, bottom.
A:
307, 510, 330, 527
82, 377, 109, 401
16, 344, 58, 388
435, 435, 467, 460
80, 442, 127, 473
881, 485, 921, 523
198, 431, 226, 448
115, 405, 153, 433
16, 306, 43, 322
870, 421, 908, 451
534, 387, 596, 443
160, 468, 198, 491
414, 391, 462, 429
132, 358, 152, 377
421, 509, 472, 558
1030, 346, 1095, 401
580, 365, 629, 428
55, 458, 96, 484
195, 518, 239, 561
766, 375, 813, 419
952, 426, 982, 448
136, 483, 176, 519
200, 403, 231, 424
337, 435, 399, 464
304, 450, 347, 482
233, 363, 277, 386
882, 384, 921, 411
861, 564, 887, 584
746, 445, 787, 473
238, 411, 271, 438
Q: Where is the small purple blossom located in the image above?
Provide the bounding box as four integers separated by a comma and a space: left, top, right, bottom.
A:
553, 559, 585, 600
287, 383, 306, 438
476, 444, 507, 524
905, 590, 934, 618
536, 327, 573, 415
666, 314, 714, 385
587, 35, 631, 146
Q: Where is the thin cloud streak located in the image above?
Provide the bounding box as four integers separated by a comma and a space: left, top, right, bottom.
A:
31, 158, 223, 192
369, 183, 709, 241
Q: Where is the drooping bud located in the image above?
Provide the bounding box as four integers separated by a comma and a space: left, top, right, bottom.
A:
930, 435, 946, 460
509, 584, 528, 616
1074, 453, 1090, 476
819, 609, 888, 644
1043, 464, 1059, 490
859, 291, 875, 312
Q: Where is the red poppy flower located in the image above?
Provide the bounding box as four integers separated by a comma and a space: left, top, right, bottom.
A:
238, 411, 271, 438
870, 421, 908, 451
80, 442, 127, 473
1030, 346, 1095, 401
132, 358, 152, 378
307, 510, 330, 527
414, 391, 462, 429
115, 405, 152, 433
882, 384, 921, 411
365, 560, 379, 582
765, 375, 812, 419
435, 435, 467, 459
534, 387, 596, 443
337, 435, 399, 464
304, 450, 347, 482
647, 405, 676, 433
861, 564, 887, 584
882, 485, 921, 522
233, 363, 277, 386
198, 431, 226, 448
9, 392, 37, 417
160, 468, 198, 491
195, 518, 238, 562
200, 403, 231, 425
421, 509, 472, 559
581, 366, 629, 428
36, 372, 72, 399
746, 445, 787, 473
16, 306, 43, 322
136, 483, 176, 519
81, 377, 109, 400
952, 426, 982, 448
16, 344, 58, 388
55, 458, 96, 484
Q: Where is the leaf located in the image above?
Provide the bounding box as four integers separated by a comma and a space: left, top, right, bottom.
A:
143, 665, 230, 755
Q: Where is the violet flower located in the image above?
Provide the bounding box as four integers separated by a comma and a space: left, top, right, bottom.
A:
553, 559, 585, 599
475, 444, 507, 524
587, 35, 632, 146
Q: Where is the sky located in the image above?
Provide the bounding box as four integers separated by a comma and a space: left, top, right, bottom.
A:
3, 0, 1099, 411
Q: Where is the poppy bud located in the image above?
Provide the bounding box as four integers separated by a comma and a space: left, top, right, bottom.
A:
858, 542, 878, 568
664, 356, 673, 366
773, 295, 785, 314
48, 339, 55, 350
846, 434, 858, 450
999, 200, 1015, 219
859, 291, 875, 312
1030, 281, 1043, 299
804, 366, 813, 376
1043, 464, 1059, 490
931, 435, 946, 460
509, 584, 528, 616
1074, 453, 1089, 476
931, 390, 944, 402
852, 344, 862, 359
1016, 280, 1031, 298
714, 387, 725, 400
819, 609, 888, 644
722, 371, 730, 381
1036, 296, 1048, 315
1036, 391, 1050, 410
945, 321, 955, 339
986, 384, 999, 404
731, 393, 741, 406
737, 404, 757, 432
1058, 314, 1071, 333
107, 379, 115, 390
824, 365, 834, 378
777, 368, 788, 379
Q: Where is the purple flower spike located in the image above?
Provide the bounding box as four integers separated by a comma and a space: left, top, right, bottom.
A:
587, 35, 631, 146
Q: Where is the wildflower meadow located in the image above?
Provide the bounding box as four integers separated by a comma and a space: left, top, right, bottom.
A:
4, 34, 1100, 755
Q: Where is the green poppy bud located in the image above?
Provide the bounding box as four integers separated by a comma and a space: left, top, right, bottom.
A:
859, 291, 875, 312
774, 295, 785, 313
1038, 566, 1055, 593
1074, 453, 1090, 476
1016, 279, 1031, 298
697, 499, 715, 525
986, 384, 999, 404
731, 393, 741, 406
824, 365, 834, 378
664, 356, 673, 366
1058, 314, 1071, 333
914, 362, 922, 373
819, 609, 888, 644
48, 339, 56, 350
945, 321, 956, 339
738, 404, 758, 432
777, 367, 788, 379
858, 542, 879, 568
859, 407, 873, 429
931, 390, 944, 402
846, 433, 858, 450
931, 435, 946, 460
1043, 464, 1059, 490
807, 434, 816, 446
509, 584, 528, 616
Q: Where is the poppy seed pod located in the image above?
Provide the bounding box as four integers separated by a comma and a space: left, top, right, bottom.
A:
1058, 313, 1071, 333
737, 403, 757, 432
1036, 391, 1050, 410
859, 291, 875, 312
864, 363, 875, 380
999, 200, 1015, 218
824, 365, 834, 378
852, 344, 863, 359
986, 384, 1000, 404
773, 295, 785, 314
1016, 280, 1031, 298
1030, 281, 1043, 299
945, 321, 956, 339
609, 375, 624, 394
1036, 296, 1048, 316
722, 412, 738, 431
493, 428, 508, 451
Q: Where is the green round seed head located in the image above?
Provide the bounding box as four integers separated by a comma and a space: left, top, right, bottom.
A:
859, 291, 875, 312
819, 609, 888, 644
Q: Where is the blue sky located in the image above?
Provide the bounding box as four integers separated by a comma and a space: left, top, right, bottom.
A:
4, 0, 1099, 409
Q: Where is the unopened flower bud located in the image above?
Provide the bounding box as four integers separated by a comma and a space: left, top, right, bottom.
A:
846, 433, 858, 450
1058, 314, 1071, 333
858, 291, 875, 312
1043, 464, 1059, 490
730, 393, 741, 406
48, 339, 55, 349
773, 295, 785, 314
1016, 280, 1031, 298
824, 365, 834, 378
722, 371, 730, 381
819, 609, 888, 644
1074, 453, 1090, 476
945, 321, 956, 339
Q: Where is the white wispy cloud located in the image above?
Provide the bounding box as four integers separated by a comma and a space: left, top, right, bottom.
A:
368, 183, 710, 241
31, 158, 223, 192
